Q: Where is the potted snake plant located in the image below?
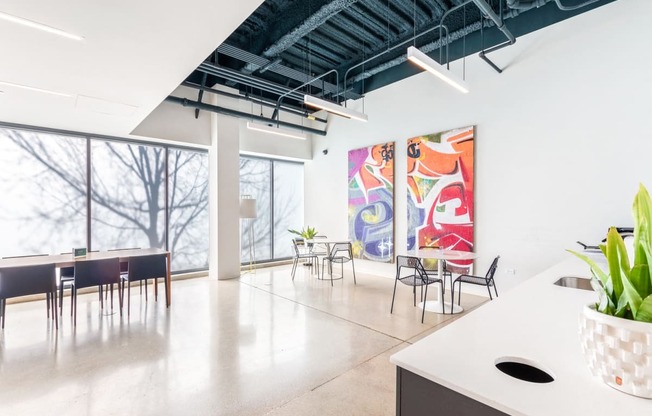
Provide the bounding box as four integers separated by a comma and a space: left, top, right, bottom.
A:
569, 184, 652, 398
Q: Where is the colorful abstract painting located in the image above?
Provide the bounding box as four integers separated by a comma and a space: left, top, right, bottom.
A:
407, 126, 474, 269
348, 142, 394, 262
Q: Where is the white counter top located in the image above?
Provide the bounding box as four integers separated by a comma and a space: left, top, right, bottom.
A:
390, 258, 652, 415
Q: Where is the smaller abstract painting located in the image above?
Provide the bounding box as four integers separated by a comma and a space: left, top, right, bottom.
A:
348, 142, 395, 262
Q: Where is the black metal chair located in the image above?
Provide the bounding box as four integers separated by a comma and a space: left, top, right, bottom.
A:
71, 258, 122, 325
291, 238, 319, 280
391, 255, 445, 322
451, 256, 500, 309
121, 254, 167, 316
0, 263, 58, 329
321, 242, 356, 286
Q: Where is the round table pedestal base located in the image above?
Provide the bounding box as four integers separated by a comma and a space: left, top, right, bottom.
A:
418, 300, 464, 315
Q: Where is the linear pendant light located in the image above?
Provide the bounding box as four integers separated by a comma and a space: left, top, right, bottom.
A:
303, 95, 368, 122
407, 46, 469, 94
247, 122, 307, 140
0, 11, 84, 41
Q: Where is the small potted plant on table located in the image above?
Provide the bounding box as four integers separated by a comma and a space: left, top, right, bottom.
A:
570, 184, 652, 398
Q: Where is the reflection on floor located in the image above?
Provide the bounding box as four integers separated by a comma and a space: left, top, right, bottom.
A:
0, 265, 486, 415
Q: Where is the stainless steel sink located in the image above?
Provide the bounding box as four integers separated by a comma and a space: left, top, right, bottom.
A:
554, 276, 593, 291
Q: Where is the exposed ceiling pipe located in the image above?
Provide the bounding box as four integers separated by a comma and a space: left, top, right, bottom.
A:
472, 0, 516, 73
506, 0, 549, 9
347, 0, 486, 86
241, 0, 361, 73
217, 44, 355, 99
165, 96, 327, 137
197, 63, 305, 102
181, 81, 328, 124
554, 0, 601, 11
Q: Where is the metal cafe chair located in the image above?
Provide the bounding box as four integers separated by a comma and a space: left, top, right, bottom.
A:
451, 256, 500, 309
0, 263, 58, 329
391, 255, 445, 323
291, 238, 319, 280
321, 242, 356, 286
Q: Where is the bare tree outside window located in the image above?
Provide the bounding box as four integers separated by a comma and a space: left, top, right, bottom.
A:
0, 127, 209, 271
239, 156, 304, 263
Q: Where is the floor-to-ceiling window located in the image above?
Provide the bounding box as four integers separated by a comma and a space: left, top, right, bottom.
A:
239, 156, 304, 263
168, 149, 209, 271
0, 128, 87, 256
0, 124, 209, 273
90, 140, 166, 251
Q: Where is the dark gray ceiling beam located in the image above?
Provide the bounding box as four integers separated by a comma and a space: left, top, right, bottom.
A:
293, 36, 347, 63
261, 0, 361, 59
314, 23, 371, 56
369, 0, 415, 33
328, 15, 384, 49
350, 19, 486, 84
345, 6, 398, 40
215, 44, 357, 98
392, 0, 430, 27
287, 42, 341, 68
421, 0, 449, 17
310, 25, 361, 56
331, 8, 387, 47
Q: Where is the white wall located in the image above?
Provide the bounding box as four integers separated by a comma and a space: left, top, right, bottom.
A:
131, 85, 212, 146
305, 0, 652, 293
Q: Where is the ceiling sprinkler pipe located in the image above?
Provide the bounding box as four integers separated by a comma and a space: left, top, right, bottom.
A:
506, 0, 548, 10
472, 0, 516, 73
166, 96, 327, 136
554, 0, 601, 11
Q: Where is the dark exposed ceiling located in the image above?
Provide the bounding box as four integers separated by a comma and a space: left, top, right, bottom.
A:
178, 0, 615, 126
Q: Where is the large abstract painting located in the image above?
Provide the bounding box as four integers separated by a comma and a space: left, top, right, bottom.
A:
348, 142, 394, 262
407, 126, 474, 269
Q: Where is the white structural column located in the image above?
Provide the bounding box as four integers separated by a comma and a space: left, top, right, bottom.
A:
209, 93, 241, 280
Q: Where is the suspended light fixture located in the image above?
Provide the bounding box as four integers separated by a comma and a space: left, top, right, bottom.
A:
246, 121, 307, 140
406, 46, 469, 94
303, 95, 368, 122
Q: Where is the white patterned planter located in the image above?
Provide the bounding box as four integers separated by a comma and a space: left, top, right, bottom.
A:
579, 304, 652, 398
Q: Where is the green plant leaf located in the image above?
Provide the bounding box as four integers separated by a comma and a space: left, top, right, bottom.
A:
606, 228, 624, 301
567, 249, 609, 287
633, 184, 652, 250
635, 295, 652, 322
621, 271, 643, 317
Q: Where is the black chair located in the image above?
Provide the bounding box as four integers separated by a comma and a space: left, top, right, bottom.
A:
291, 239, 319, 280
451, 256, 500, 309
72, 258, 122, 325
0, 263, 58, 329
121, 254, 167, 316
391, 256, 445, 322
321, 242, 356, 286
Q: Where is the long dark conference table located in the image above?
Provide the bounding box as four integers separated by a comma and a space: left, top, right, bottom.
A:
0, 248, 172, 306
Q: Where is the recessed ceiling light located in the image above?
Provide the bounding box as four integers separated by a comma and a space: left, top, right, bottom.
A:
0, 81, 73, 98
0, 11, 84, 41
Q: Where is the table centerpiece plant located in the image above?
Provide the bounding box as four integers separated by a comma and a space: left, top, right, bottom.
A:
288, 226, 318, 240
569, 184, 652, 398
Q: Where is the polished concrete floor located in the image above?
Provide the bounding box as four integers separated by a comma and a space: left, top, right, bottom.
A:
0, 264, 486, 415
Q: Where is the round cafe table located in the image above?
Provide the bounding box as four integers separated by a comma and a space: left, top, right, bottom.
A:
417, 249, 478, 314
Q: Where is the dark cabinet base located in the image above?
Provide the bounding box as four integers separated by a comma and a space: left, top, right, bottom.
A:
396, 367, 508, 416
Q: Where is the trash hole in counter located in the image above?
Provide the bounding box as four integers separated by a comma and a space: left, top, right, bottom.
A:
494, 356, 555, 384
